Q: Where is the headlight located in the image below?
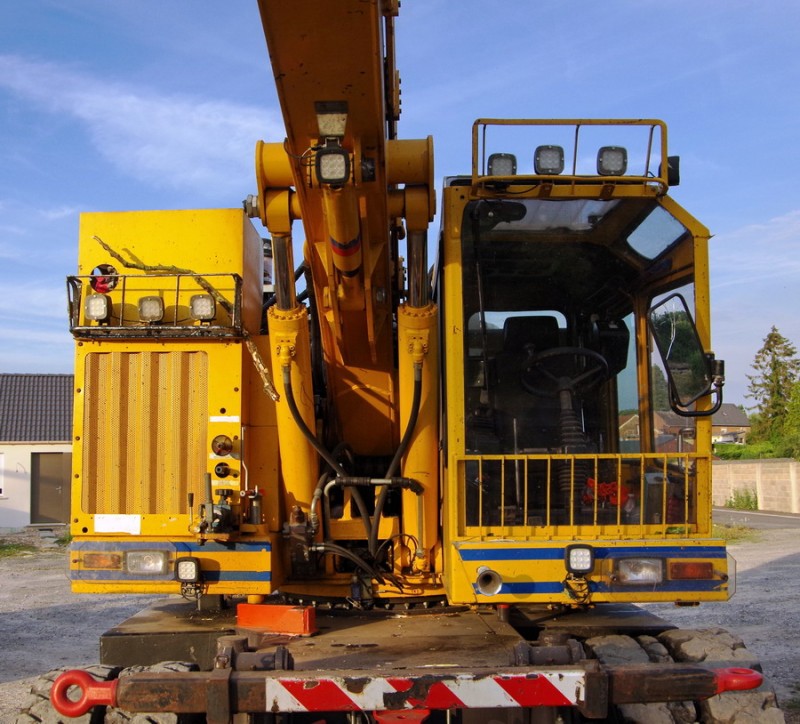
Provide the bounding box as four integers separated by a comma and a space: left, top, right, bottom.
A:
565, 545, 594, 575
138, 296, 164, 323
175, 557, 201, 583
597, 146, 627, 175
615, 558, 663, 584
189, 294, 216, 321
488, 153, 517, 176
125, 550, 168, 575
534, 145, 565, 175
84, 293, 111, 322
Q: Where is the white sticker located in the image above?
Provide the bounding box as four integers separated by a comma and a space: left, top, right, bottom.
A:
210, 415, 240, 423
94, 514, 141, 535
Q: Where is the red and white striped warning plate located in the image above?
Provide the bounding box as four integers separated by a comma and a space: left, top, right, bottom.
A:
265, 670, 585, 712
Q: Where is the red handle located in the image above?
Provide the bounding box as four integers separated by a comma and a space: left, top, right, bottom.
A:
50, 670, 118, 718
714, 667, 763, 694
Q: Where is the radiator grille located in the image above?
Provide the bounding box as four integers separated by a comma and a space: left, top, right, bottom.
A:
82, 351, 208, 514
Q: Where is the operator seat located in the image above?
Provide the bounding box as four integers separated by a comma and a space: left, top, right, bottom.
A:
494, 315, 561, 451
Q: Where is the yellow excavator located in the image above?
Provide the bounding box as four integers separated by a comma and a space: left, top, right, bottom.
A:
30, 1, 783, 722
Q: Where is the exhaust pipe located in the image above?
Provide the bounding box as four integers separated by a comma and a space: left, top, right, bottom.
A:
475, 566, 503, 596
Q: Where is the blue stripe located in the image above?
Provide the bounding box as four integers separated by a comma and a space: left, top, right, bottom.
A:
456, 545, 726, 561
70, 569, 271, 582
475, 579, 724, 596
72, 540, 271, 553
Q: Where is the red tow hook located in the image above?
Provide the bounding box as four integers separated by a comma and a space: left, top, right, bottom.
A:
50, 670, 118, 717
714, 667, 763, 694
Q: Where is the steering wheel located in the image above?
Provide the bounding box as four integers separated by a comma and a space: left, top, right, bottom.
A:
521, 346, 609, 397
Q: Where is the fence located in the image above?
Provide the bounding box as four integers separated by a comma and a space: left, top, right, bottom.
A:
712, 459, 800, 514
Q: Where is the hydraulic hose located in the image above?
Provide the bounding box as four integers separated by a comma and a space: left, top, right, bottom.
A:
309, 541, 384, 583
283, 369, 373, 542
369, 362, 424, 556
282, 365, 346, 477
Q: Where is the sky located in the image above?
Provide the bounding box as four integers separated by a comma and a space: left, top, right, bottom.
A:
1, 1, 799, 408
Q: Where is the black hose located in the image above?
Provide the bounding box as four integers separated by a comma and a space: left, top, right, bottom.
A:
369, 363, 424, 556
313, 541, 384, 583
283, 366, 372, 538
282, 365, 346, 477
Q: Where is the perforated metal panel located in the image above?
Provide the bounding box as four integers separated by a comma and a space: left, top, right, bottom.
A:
82, 351, 208, 514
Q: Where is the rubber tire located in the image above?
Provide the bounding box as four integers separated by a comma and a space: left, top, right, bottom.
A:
104, 662, 200, 724
15, 665, 120, 724
584, 628, 785, 723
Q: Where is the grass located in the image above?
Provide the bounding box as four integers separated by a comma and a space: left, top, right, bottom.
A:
725, 488, 759, 511
0, 541, 38, 558
712, 522, 760, 543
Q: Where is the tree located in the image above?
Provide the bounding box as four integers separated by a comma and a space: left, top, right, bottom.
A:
651, 364, 670, 410
781, 381, 800, 459
746, 326, 800, 442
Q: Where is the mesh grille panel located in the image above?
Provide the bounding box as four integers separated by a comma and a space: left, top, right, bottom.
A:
82, 351, 208, 514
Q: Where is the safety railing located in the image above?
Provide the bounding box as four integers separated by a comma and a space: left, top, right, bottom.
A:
471, 118, 672, 195
67, 272, 243, 339
456, 452, 709, 539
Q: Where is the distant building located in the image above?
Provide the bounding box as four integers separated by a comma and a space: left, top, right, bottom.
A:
709, 403, 750, 445
617, 403, 751, 453
0, 374, 73, 530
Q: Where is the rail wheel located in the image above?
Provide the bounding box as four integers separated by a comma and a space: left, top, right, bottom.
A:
585, 627, 785, 722
104, 661, 201, 724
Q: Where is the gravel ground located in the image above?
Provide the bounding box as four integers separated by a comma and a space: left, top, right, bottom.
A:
0, 528, 798, 721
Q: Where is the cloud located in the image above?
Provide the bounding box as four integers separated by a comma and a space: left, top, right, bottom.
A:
709, 209, 800, 405
711, 210, 800, 292
0, 54, 283, 198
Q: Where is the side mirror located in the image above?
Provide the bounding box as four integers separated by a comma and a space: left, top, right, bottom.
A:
647, 293, 724, 416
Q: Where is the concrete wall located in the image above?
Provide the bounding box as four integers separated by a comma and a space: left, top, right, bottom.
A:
0, 443, 72, 531
713, 459, 800, 514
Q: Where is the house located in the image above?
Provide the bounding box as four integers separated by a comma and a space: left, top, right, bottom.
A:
710, 403, 750, 444
618, 403, 751, 453
0, 374, 73, 531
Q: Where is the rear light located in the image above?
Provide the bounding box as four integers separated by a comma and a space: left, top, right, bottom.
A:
125, 550, 168, 575
615, 558, 663, 584
82, 552, 122, 569
670, 561, 714, 580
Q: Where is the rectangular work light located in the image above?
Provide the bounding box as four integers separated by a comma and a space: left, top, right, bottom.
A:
534, 145, 565, 175
316, 146, 351, 185
565, 545, 595, 575
488, 153, 517, 176
175, 556, 201, 583
138, 296, 164, 323
189, 294, 216, 321
84, 293, 111, 323
597, 146, 627, 175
